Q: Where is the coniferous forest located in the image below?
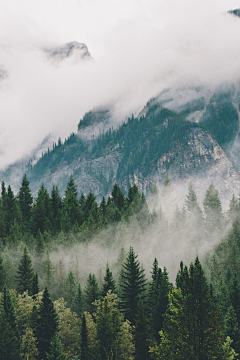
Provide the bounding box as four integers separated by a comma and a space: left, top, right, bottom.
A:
1, 174, 240, 359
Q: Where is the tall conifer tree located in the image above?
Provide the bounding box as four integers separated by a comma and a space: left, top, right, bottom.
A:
121, 247, 147, 325
16, 246, 34, 294
35, 287, 58, 360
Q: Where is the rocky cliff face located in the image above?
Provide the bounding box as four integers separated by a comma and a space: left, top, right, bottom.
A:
2, 84, 240, 207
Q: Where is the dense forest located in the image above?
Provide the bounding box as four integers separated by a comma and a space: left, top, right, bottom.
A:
1, 174, 240, 359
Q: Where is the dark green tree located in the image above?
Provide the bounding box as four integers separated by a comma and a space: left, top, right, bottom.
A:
63, 176, 80, 227
81, 313, 88, 360
102, 264, 117, 297
72, 283, 83, 317
0, 254, 6, 291
16, 246, 34, 294
203, 182, 223, 233
84, 274, 100, 315
17, 174, 33, 231
120, 246, 147, 325
46, 333, 66, 360
0, 285, 20, 360
50, 185, 62, 234
35, 287, 58, 360
30, 184, 53, 236
224, 305, 240, 354
32, 273, 39, 298
134, 301, 150, 360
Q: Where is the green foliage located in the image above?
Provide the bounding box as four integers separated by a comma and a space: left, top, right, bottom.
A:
102, 264, 117, 297
16, 246, 34, 294
35, 287, 58, 360
17, 174, 33, 231
121, 247, 147, 325
0, 285, 20, 360
84, 274, 100, 315
46, 333, 66, 360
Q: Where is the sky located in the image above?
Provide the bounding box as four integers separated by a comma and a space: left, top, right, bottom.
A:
0, 0, 240, 169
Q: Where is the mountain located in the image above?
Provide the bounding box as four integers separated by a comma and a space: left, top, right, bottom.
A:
2, 83, 240, 206
43, 41, 93, 62
228, 8, 240, 17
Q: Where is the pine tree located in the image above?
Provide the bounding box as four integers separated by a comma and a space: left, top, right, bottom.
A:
134, 301, 150, 360
64, 270, 77, 310
0, 254, 6, 291
50, 185, 62, 234
203, 182, 223, 233
81, 313, 88, 360
84, 274, 100, 314
63, 176, 80, 227
4, 185, 22, 235
35, 287, 58, 360
46, 333, 66, 360
224, 305, 240, 354
17, 174, 33, 231
30, 184, 53, 236
102, 264, 117, 297
229, 274, 240, 326
0, 285, 21, 360
148, 260, 172, 341
152, 258, 225, 359
36, 230, 45, 253
32, 273, 39, 298
43, 251, 56, 292
120, 247, 147, 325
16, 246, 34, 294
72, 283, 83, 317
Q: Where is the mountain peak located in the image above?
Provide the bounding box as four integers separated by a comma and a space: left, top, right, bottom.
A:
44, 41, 93, 61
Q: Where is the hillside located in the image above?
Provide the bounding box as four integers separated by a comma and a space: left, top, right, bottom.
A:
2, 84, 237, 204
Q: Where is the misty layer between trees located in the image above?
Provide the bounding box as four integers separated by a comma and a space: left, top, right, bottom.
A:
1, 174, 240, 358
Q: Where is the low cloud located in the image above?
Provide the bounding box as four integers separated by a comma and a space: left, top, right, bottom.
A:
1, 0, 240, 168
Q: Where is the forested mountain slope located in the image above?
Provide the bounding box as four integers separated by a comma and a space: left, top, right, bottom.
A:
3, 84, 238, 202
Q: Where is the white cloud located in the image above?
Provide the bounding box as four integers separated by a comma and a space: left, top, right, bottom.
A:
0, 0, 240, 168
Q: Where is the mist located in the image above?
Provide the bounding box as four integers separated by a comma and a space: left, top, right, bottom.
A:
1, 0, 240, 168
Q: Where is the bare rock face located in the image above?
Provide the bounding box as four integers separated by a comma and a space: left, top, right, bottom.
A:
119, 128, 240, 207
44, 41, 93, 62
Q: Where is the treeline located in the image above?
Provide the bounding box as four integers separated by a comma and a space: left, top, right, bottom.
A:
0, 245, 238, 359
0, 174, 149, 246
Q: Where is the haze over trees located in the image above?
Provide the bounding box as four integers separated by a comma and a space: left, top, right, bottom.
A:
1, 174, 240, 358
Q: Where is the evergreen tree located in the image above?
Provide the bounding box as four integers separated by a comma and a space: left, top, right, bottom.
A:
4, 185, 22, 236
120, 246, 147, 325
0, 285, 20, 360
84, 274, 100, 315
36, 230, 45, 253
72, 283, 83, 317
35, 287, 58, 360
83, 189, 97, 222
229, 274, 240, 326
63, 175, 80, 227
134, 301, 150, 360
99, 196, 107, 226
203, 182, 223, 233
32, 273, 39, 298
0, 310, 20, 360
224, 305, 240, 354
102, 264, 117, 297
64, 270, 77, 310
46, 333, 66, 360
51, 185, 62, 234
43, 251, 56, 292
30, 184, 53, 236
81, 313, 88, 360
152, 258, 225, 359
17, 174, 33, 231
16, 246, 34, 294
0, 254, 6, 291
